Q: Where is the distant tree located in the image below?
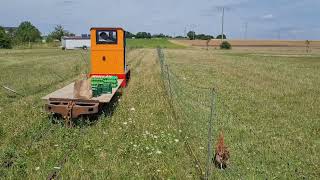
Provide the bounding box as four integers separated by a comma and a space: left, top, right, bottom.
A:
175, 36, 187, 39
0, 26, 12, 49
48, 25, 72, 41
135, 32, 151, 39
15, 21, 41, 43
187, 31, 196, 40
216, 34, 227, 39
196, 34, 214, 40
152, 33, 173, 38
152, 33, 166, 38
220, 41, 231, 49
126, 31, 135, 38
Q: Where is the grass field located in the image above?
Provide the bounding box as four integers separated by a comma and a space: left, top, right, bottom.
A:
0, 39, 319, 179
127, 38, 185, 49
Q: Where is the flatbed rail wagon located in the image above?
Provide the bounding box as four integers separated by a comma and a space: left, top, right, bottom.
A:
42, 27, 130, 119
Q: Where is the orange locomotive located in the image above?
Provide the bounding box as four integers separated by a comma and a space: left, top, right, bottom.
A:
90, 27, 130, 87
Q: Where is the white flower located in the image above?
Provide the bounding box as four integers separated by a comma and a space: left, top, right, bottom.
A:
133, 144, 137, 147
130, 107, 135, 111
199, 147, 204, 150
179, 130, 182, 133
174, 139, 179, 143
54, 144, 59, 147
146, 147, 149, 150
153, 135, 158, 139
156, 150, 162, 154
157, 169, 161, 172
123, 122, 127, 125
35, 167, 40, 171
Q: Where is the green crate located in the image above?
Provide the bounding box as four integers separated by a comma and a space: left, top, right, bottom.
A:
102, 83, 112, 94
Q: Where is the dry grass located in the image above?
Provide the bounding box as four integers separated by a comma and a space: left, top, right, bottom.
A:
172, 39, 320, 47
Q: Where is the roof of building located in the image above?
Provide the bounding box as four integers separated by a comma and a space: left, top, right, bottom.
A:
90, 27, 125, 31
3, 27, 17, 31
62, 36, 91, 40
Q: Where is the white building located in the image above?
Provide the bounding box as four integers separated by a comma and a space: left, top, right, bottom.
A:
61, 36, 91, 50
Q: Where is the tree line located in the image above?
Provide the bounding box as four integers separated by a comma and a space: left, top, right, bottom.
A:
0, 21, 73, 49
0, 21, 228, 49
126, 31, 226, 40
187, 31, 226, 40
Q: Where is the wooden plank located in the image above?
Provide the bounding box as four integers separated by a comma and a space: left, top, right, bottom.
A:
42, 79, 123, 103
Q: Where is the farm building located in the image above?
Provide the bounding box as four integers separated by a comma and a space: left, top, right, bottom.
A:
61, 35, 90, 50
3, 27, 17, 33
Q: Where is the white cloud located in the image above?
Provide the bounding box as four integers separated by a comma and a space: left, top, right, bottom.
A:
262, 14, 274, 20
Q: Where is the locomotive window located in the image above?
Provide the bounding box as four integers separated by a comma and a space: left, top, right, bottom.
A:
96, 30, 117, 44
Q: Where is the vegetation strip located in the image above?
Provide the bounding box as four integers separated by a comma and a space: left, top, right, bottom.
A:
157, 48, 209, 179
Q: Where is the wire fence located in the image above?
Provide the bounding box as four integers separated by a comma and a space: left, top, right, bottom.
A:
157, 48, 216, 179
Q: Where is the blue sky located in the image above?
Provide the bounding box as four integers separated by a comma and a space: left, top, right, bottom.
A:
1, 0, 320, 40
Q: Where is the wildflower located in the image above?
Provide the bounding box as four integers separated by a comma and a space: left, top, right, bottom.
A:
174, 139, 179, 143
157, 169, 161, 172
123, 122, 127, 125
130, 107, 135, 111
199, 147, 204, 150
156, 150, 162, 154
35, 167, 40, 171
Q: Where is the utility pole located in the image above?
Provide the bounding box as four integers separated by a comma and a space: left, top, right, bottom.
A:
184, 27, 187, 37
244, 22, 248, 40
221, 7, 225, 42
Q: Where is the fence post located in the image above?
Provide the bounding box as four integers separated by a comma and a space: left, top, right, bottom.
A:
166, 65, 173, 99
206, 88, 216, 179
